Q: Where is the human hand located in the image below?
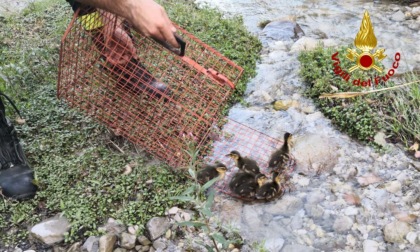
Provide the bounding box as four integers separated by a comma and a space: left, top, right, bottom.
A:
127, 0, 178, 48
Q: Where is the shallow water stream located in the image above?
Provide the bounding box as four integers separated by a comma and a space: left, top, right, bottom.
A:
195, 0, 420, 251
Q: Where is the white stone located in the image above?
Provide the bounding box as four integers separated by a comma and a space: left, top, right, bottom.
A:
290, 37, 319, 52
384, 180, 402, 194
406, 232, 418, 244
363, 240, 379, 252
167, 207, 179, 215
333, 216, 353, 233
30, 215, 70, 245
391, 10, 406, 21
346, 234, 357, 247
344, 206, 359, 216
384, 221, 412, 243
265, 237, 285, 251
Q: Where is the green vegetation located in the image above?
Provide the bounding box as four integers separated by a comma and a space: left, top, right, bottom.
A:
0, 0, 261, 247
298, 46, 420, 149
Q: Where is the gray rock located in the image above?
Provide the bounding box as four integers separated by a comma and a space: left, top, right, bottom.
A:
306, 190, 325, 204
260, 20, 304, 44
384, 221, 412, 243
363, 240, 379, 252
99, 219, 125, 236
333, 216, 353, 233
138, 235, 152, 246
83, 236, 100, 252
120, 232, 137, 249
305, 204, 324, 219
265, 238, 284, 251
153, 238, 167, 250
99, 234, 116, 252
281, 244, 314, 252
146, 217, 171, 241
30, 215, 71, 245
391, 10, 406, 21
141, 246, 150, 252
243, 205, 263, 227
265, 195, 303, 216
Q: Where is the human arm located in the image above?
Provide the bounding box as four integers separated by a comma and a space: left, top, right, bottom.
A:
71, 0, 178, 48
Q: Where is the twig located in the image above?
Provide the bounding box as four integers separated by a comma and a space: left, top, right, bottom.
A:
319, 80, 420, 99
109, 140, 125, 154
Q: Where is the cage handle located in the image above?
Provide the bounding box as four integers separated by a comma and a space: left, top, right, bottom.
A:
154, 33, 186, 57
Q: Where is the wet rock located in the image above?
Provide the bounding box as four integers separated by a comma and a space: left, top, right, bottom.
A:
384, 221, 412, 243
391, 10, 406, 21
138, 236, 152, 246
281, 244, 314, 252
265, 195, 303, 217
146, 217, 171, 241
30, 215, 70, 245
265, 237, 284, 251
333, 216, 353, 233
153, 238, 167, 250
99, 234, 116, 252
82, 236, 100, 252
260, 20, 304, 43
290, 37, 319, 52
363, 240, 379, 252
120, 232, 136, 249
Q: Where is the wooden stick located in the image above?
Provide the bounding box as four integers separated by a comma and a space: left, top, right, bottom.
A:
319, 80, 420, 99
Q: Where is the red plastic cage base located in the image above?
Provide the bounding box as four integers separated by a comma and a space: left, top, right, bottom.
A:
203, 119, 296, 202
57, 8, 243, 168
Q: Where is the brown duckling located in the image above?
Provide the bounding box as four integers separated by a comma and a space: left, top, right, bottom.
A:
197, 162, 227, 184
226, 150, 260, 175
230, 172, 267, 198
268, 132, 293, 172
255, 172, 283, 200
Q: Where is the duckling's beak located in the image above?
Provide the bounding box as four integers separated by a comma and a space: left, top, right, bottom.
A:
225, 154, 232, 158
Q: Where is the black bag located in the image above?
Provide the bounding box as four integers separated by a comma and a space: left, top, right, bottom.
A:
0, 92, 37, 200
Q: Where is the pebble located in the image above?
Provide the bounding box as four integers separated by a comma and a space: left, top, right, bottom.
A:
384, 180, 402, 194
384, 221, 412, 243
120, 233, 136, 250
344, 206, 359, 216
406, 232, 418, 245
138, 236, 152, 246
333, 216, 354, 233
363, 240, 379, 252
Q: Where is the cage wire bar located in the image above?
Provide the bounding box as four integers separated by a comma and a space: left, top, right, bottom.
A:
206, 119, 296, 199
58, 8, 243, 168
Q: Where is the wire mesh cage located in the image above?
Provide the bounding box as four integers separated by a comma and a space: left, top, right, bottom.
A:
204, 119, 296, 201
58, 8, 243, 168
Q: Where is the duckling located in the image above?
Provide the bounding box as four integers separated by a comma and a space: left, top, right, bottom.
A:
197, 162, 227, 184
255, 172, 283, 200
226, 150, 260, 175
230, 172, 267, 198
268, 132, 293, 172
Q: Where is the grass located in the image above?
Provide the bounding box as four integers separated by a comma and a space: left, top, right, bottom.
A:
298, 45, 420, 150
0, 0, 261, 247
